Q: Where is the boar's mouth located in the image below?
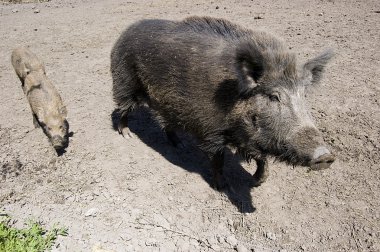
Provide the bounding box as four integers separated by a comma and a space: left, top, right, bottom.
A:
272, 147, 335, 171
309, 153, 335, 171
239, 141, 335, 170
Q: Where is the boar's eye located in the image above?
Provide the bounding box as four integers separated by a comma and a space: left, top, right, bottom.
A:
269, 93, 280, 102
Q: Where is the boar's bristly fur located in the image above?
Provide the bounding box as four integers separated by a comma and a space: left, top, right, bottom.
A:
111, 16, 335, 190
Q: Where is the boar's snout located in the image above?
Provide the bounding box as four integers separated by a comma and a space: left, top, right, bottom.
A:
309, 146, 335, 170
51, 135, 67, 150
288, 127, 335, 170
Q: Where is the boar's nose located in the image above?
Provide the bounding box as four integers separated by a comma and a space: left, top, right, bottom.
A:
310, 146, 335, 170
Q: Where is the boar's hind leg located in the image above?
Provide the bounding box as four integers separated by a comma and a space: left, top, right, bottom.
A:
252, 159, 269, 187
211, 151, 227, 190
112, 61, 146, 138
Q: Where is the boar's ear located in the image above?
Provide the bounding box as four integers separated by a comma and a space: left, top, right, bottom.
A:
303, 49, 334, 84
235, 42, 265, 95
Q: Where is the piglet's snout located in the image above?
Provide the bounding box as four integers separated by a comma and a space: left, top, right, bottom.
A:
310, 146, 335, 170
52, 135, 67, 149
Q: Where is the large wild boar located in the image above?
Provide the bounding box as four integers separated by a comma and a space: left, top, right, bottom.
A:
11, 47, 69, 152
111, 16, 335, 189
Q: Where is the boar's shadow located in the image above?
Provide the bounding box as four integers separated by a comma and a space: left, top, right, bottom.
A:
111, 108, 257, 213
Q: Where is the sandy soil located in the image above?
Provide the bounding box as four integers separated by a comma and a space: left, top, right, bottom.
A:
0, 0, 379, 251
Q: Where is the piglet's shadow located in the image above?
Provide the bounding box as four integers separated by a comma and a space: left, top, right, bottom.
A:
111, 108, 257, 213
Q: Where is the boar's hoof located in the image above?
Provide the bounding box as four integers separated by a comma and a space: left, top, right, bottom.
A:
118, 126, 133, 138
250, 177, 266, 187
117, 113, 133, 138
251, 172, 269, 187
251, 159, 268, 187
310, 153, 335, 170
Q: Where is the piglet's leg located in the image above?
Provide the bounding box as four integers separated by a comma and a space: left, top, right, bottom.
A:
33, 115, 40, 128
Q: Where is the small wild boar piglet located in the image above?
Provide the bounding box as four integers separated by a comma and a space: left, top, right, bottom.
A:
111, 17, 335, 189
11, 47, 69, 151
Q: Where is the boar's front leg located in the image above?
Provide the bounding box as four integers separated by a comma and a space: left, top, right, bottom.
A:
252, 158, 269, 187
210, 151, 227, 190
118, 111, 133, 138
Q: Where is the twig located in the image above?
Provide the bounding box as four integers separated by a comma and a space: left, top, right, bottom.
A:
350, 222, 363, 250
130, 221, 215, 250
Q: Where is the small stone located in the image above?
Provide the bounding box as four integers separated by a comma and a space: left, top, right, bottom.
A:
211, 244, 221, 251
127, 185, 137, 191
34, 9, 40, 14
12, 9, 18, 13
163, 241, 176, 251
265, 232, 276, 241
236, 244, 249, 252
130, 238, 140, 248
92, 244, 115, 252
216, 234, 223, 243
130, 208, 141, 219
85, 207, 98, 217
153, 213, 170, 229
145, 238, 157, 246
226, 235, 238, 247
176, 239, 190, 251
206, 237, 218, 246
113, 220, 123, 229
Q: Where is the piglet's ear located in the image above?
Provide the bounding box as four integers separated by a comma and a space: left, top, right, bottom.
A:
59, 106, 67, 117
303, 49, 334, 84
235, 42, 265, 96
35, 108, 45, 124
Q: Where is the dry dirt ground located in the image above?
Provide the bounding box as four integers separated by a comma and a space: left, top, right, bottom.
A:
0, 0, 379, 251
